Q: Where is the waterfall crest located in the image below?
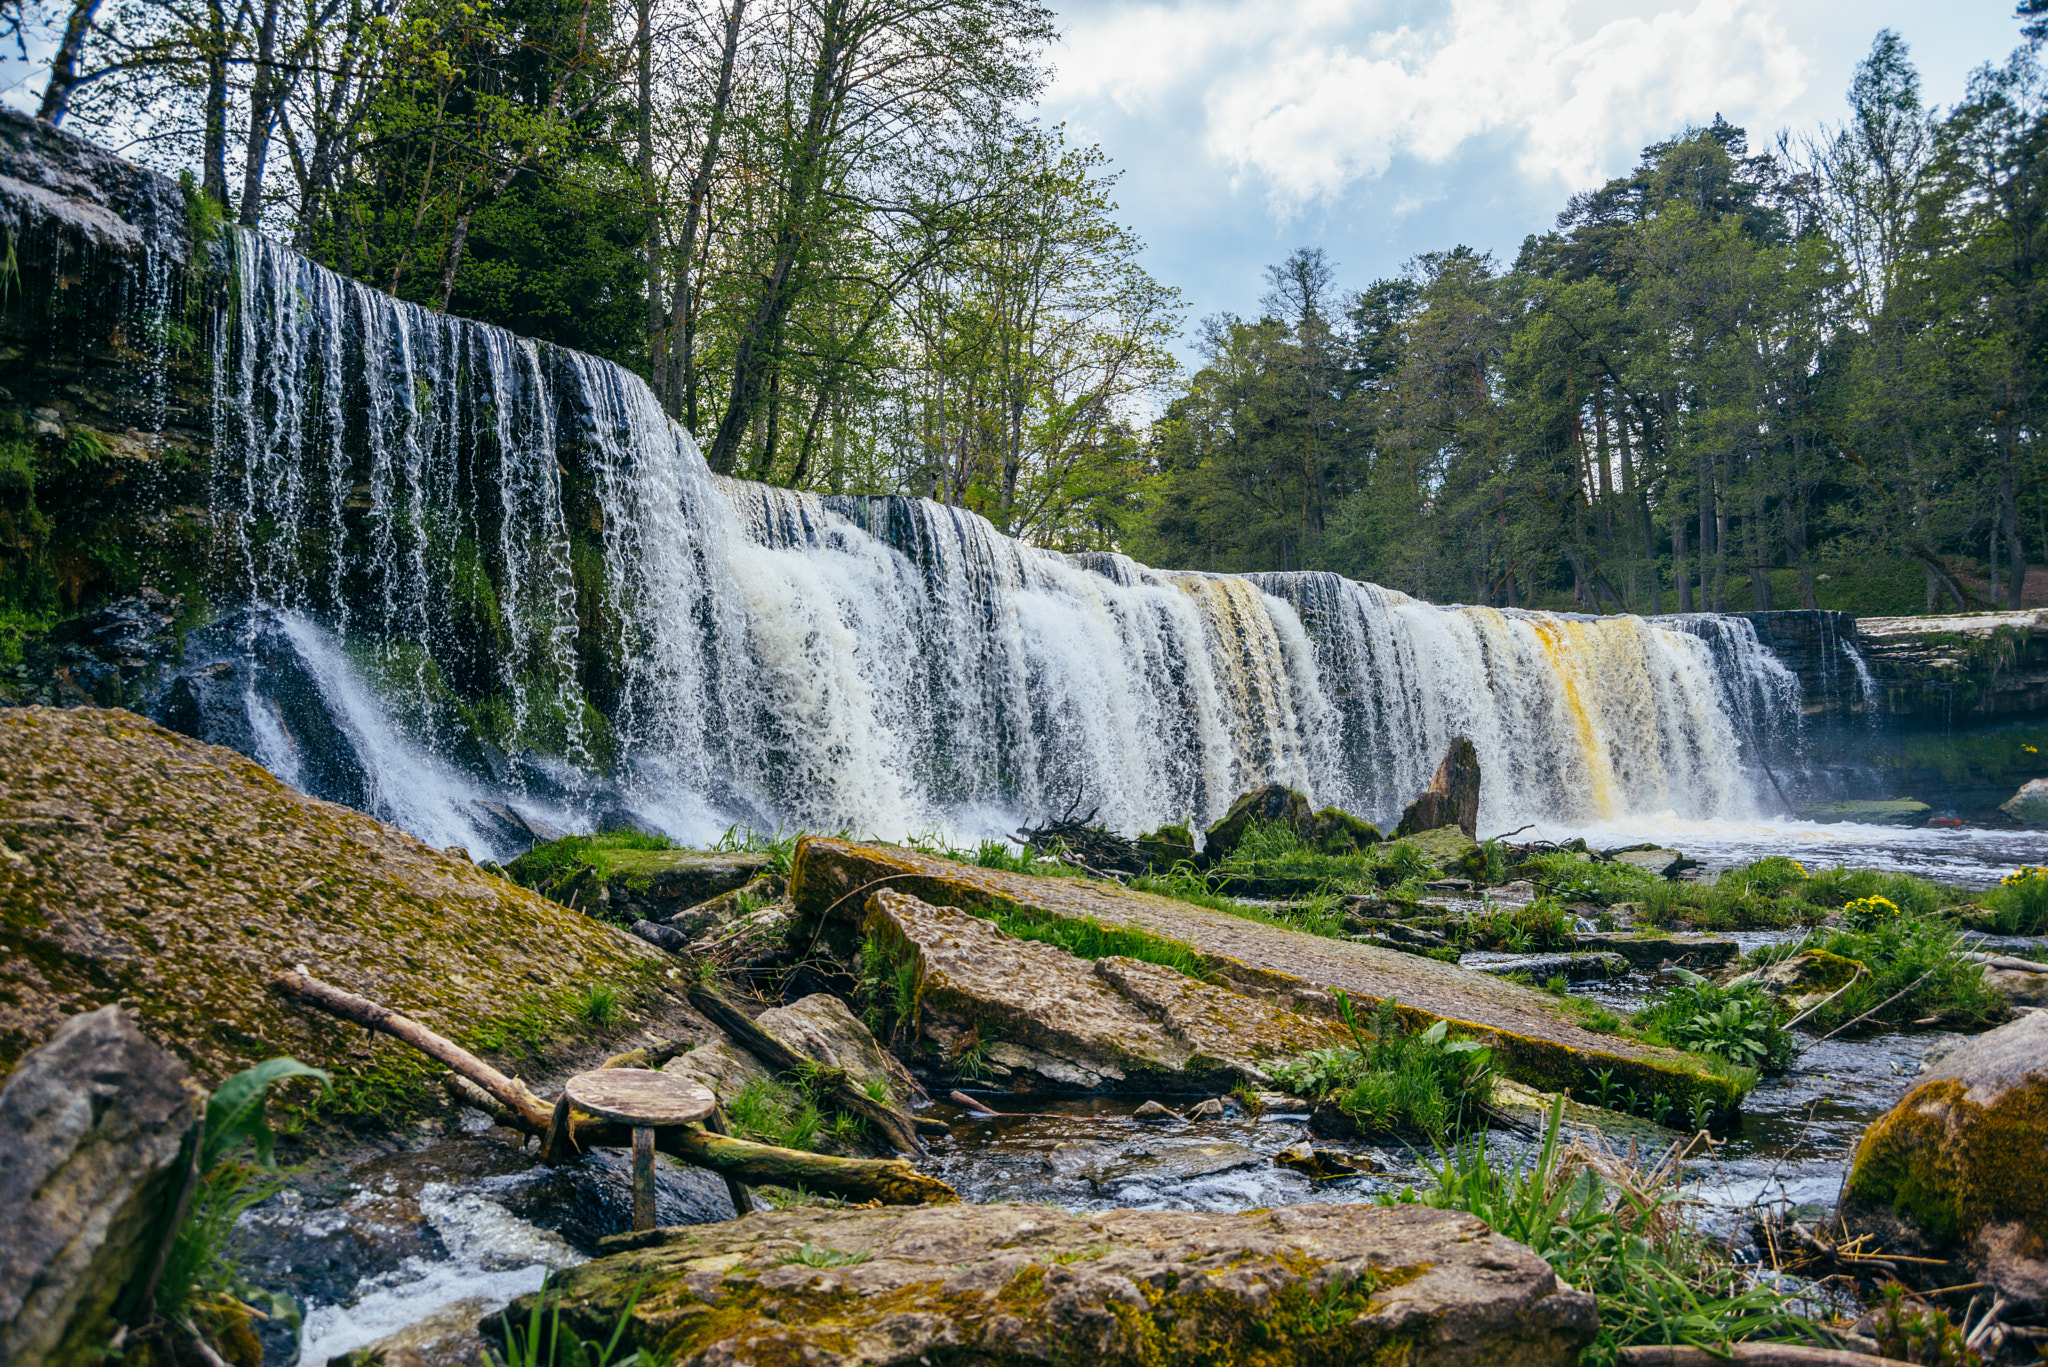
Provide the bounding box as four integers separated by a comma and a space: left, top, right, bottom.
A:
201, 228, 1796, 853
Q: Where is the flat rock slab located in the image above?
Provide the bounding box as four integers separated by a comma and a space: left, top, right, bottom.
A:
1794, 799, 1932, 827
795, 839, 1749, 1113
1605, 848, 1694, 878
868, 890, 1342, 1090
1572, 933, 1738, 970
499, 1200, 1597, 1367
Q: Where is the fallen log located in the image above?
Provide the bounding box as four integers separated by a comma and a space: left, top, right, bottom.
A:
1618, 1346, 1917, 1367
685, 981, 925, 1156
274, 970, 955, 1207
947, 1090, 1036, 1125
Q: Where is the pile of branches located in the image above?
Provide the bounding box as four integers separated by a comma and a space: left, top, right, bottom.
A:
1016, 798, 1148, 877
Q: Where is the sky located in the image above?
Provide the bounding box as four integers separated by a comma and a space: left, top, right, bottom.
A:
1038, 0, 2032, 368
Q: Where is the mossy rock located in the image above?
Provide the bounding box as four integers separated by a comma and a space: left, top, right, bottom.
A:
1307, 806, 1380, 854
1134, 823, 1195, 872
1842, 1013, 2048, 1307
0, 706, 673, 1119
491, 1200, 1598, 1367
1200, 782, 1311, 864
1387, 825, 1479, 875
1794, 799, 1931, 827
505, 838, 770, 925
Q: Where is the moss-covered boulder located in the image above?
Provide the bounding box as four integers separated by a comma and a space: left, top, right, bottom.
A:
1841, 1012, 2048, 1311
1386, 824, 1480, 875
864, 889, 1342, 1090
1793, 799, 1931, 826
0, 706, 676, 1115
791, 838, 1753, 1118
1133, 823, 1195, 872
1307, 806, 1381, 854
493, 1200, 1597, 1367
1199, 782, 1312, 863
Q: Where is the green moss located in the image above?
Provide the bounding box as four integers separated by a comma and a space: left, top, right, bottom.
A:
1848, 1074, 2048, 1247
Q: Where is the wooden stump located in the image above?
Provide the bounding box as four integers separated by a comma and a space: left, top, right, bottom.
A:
562, 1071, 716, 1232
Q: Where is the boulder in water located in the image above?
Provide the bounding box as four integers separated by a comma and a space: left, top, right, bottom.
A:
2000, 778, 2048, 825
1395, 737, 1481, 839
0, 1006, 206, 1367
1794, 798, 1932, 826
1840, 1012, 2048, 1312
493, 1201, 1598, 1367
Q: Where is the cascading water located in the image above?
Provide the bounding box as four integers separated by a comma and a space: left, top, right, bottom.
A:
192, 228, 1805, 857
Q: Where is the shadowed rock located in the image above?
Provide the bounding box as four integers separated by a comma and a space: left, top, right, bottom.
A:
1396, 737, 1481, 839
0, 1006, 205, 1367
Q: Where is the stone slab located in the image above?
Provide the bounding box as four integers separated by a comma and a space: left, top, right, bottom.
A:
1572, 932, 1739, 970
495, 1200, 1598, 1367
793, 839, 1752, 1114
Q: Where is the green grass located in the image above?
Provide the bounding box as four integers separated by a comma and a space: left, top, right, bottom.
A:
725, 1077, 822, 1151
1794, 916, 2007, 1035
575, 982, 621, 1028
1270, 995, 1496, 1143
979, 900, 1216, 981
1388, 1097, 1825, 1367
1519, 853, 1662, 907
1462, 898, 1574, 951
1633, 860, 1958, 932
710, 823, 805, 878
1980, 866, 2048, 935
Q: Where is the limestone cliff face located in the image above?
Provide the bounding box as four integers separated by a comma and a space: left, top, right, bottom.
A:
0, 706, 678, 1113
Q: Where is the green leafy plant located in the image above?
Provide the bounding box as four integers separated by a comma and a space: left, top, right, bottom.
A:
1980, 866, 2048, 936
1804, 915, 2006, 1034
1270, 995, 1495, 1143
1634, 969, 1793, 1073
1868, 1281, 1980, 1367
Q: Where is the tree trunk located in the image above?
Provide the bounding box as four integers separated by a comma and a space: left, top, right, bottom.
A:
638, 0, 661, 402
1673, 501, 1692, 614
668, 0, 747, 424
202, 0, 233, 210
38, 0, 103, 125
237, 0, 284, 227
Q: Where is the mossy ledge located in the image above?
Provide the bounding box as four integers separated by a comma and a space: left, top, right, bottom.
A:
0, 705, 676, 1122
793, 837, 1752, 1117
494, 1200, 1597, 1367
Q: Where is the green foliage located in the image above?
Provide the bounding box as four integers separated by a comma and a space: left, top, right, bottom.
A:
778, 1243, 872, 1268
1522, 854, 1660, 907
1869, 1281, 1980, 1367
200, 1057, 332, 1171
1464, 897, 1574, 952
492, 1275, 661, 1367
1633, 969, 1794, 1073
1802, 915, 2007, 1034
710, 825, 804, 879
1980, 865, 2048, 935
978, 901, 1216, 981
1636, 862, 1953, 932
1391, 1098, 1823, 1367
1270, 995, 1495, 1143
725, 1077, 822, 1152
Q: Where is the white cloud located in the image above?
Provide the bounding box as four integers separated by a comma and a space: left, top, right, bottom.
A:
1050, 0, 1811, 211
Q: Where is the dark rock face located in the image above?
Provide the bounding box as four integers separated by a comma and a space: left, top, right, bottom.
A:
4, 588, 182, 710
1396, 737, 1480, 839
497, 1201, 1599, 1367
0, 1006, 205, 1367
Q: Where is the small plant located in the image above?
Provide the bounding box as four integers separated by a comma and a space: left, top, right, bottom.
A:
1651, 1093, 1673, 1126
1687, 1094, 1714, 1131
779, 1242, 872, 1268
1634, 969, 1792, 1073
726, 1077, 823, 1151
1983, 865, 2048, 935
1591, 1068, 1617, 1109
576, 982, 622, 1028
492, 1274, 660, 1367
861, 1074, 894, 1104
949, 1022, 999, 1080
1869, 1281, 1980, 1367
1842, 895, 1903, 930
1270, 995, 1495, 1143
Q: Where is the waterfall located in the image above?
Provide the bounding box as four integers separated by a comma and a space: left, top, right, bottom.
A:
190, 227, 1800, 855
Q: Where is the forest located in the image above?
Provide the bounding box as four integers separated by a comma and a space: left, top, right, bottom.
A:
21, 0, 2048, 615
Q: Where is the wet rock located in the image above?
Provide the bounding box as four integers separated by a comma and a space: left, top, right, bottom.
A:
328, 1295, 498, 1367
631, 918, 694, 954
0, 1006, 206, 1367
0, 706, 668, 1094
1274, 1143, 1376, 1179
1306, 806, 1381, 854
4, 587, 182, 711
468, 801, 568, 850
1981, 963, 2048, 1008
1737, 948, 1862, 1003
1131, 1100, 1179, 1123
865, 888, 1342, 1090
1573, 932, 1737, 971
1184, 1097, 1225, 1122
498, 1201, 1599, 1367
794, 838, 1753, 1116
1603, 847, 1693, 878
1841, 1012, 2048, 1312
663, 874, 783, 941
1794, 798, 1932, 826
1200, 782, 1312, 863
1473, 952, 1629, 983
1395, 737, 1481, 839
1073, 1139, 1265, 1188
2001, 778, 2048, 825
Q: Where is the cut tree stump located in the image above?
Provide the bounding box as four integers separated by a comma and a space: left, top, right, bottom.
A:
561, 1070, 717, 1232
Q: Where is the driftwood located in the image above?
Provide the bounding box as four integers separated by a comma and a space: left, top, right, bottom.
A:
273, 970, 955, 1206
1015, 795, 1147, 876
947, 1090, 1036, 1126
1618, 1347, 1918, 1367
685, 981, 926, 1156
